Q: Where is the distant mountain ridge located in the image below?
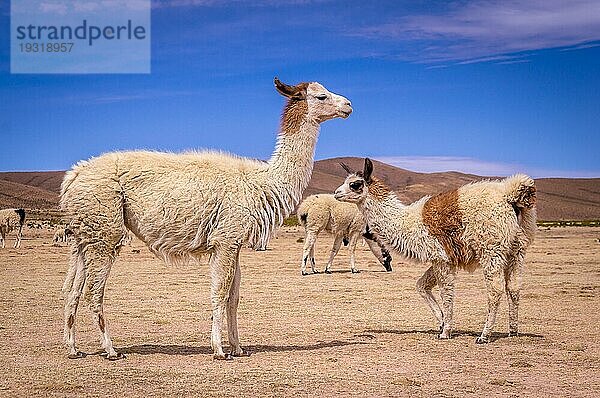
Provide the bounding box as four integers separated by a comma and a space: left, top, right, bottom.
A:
1, 158, 599, 220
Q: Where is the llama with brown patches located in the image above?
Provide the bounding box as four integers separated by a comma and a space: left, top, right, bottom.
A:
335, 158, 536, 343
60, 78, 352, 360
0, 208, 25, 249
297, 193, 392, 275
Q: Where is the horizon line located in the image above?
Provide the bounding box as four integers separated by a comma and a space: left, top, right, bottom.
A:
1, 155, 599, 179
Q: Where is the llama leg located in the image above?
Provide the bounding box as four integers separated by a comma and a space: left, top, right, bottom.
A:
302, 231, 318, 275
325, 235, 343, 274
14, 225, 23, 248
505, 249, 524, 337
364, 237, 392, 272
210, 245, 239, 360
85, 242, 123, 359
309, 241, 317, 273
227, 248, 249, 357
91, 306, 122, 360
0, 228, 5, 249
64, 250, 87, 359
416, 266, 443, 331
348, 233, 360, 273
477, 257, 505, 344
434, 265, 455, 339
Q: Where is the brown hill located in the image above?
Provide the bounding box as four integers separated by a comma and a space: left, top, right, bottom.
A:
1, 158, 599, 221
0, 171, 64, 194
0, 179, 59, 210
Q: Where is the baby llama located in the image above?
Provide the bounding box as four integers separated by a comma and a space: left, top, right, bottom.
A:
60, 78, 352, 360
297, 193, 392, 275
335, 158, 536, 343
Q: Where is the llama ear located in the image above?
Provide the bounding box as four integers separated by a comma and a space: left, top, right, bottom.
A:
274, 77, 305, 99
363, 158, 374, 183
339, 162, 354, 175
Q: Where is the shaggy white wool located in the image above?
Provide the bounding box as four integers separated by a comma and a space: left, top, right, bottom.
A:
59, 79, 352, 360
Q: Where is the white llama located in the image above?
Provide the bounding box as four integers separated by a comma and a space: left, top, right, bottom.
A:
53, 226, 70, 244
335, 159, 536, 343
297, 193, 392, 275
60, 78, 352, 360
0, 208, 25, 249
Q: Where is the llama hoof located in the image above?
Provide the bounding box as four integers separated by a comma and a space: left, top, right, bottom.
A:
101, 352, 126, 361
67, 351, 87, 359
475, 336, 490, 344
231, 349, 251, 357
214, 353, 234, 361
508, 331, 519, 338
325, 270, 332, 274
351, 269, 360, 274
301, 271, 309, 276
437, 333, 451, 340
383, 257, 393, 272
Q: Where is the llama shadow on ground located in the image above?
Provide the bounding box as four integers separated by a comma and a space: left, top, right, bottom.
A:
364, 328, 544, 342
121, 339, 368, 356
322, 269, 390, 275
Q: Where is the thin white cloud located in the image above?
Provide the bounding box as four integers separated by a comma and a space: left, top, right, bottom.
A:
560, 42, 600, 51
30, 0, 149, 14
374, 156, 600, 178
496, 59, 531, 65
39, 2, 68, 15
152, 0, 218, 7
354, 0, 600, 64
73, 2, 100, 12
152, 0, 322, 8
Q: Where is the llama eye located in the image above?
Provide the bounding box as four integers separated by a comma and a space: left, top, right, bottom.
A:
315, 94, 327, 100
349, 181, 363, 191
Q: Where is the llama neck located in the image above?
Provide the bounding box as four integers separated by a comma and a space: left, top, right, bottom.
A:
244, 100, 318, 250
361, 193, 408, 231
266, 100, 320, 211
360, 193, 428, 259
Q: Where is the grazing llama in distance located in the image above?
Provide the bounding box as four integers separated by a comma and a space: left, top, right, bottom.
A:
53, 226, 70, 244
60, 78, 352, 360
297, 193, 392, 275
335, 158, 536, 343
0, 208, 25, 249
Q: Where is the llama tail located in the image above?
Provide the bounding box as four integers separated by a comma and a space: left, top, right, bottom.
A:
296, 200, 309, 227
298, 211, 308, 226
503, 174, 537, 244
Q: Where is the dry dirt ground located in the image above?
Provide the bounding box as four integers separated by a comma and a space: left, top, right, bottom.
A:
1, 226, 599, 397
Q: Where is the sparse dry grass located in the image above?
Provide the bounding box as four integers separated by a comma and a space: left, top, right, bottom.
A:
0, 226, 599, 397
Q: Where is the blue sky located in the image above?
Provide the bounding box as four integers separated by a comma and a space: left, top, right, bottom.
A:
1, 0, 599, 177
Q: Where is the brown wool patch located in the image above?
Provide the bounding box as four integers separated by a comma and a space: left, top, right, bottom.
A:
422, 190, 468, 266
281, 99, 308, 135
367, 177, 391, 200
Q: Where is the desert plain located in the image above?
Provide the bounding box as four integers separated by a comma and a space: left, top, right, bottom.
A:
0, 225, 599, 397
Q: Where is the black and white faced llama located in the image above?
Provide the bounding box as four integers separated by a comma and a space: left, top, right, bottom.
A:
335, 158, 536, 343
